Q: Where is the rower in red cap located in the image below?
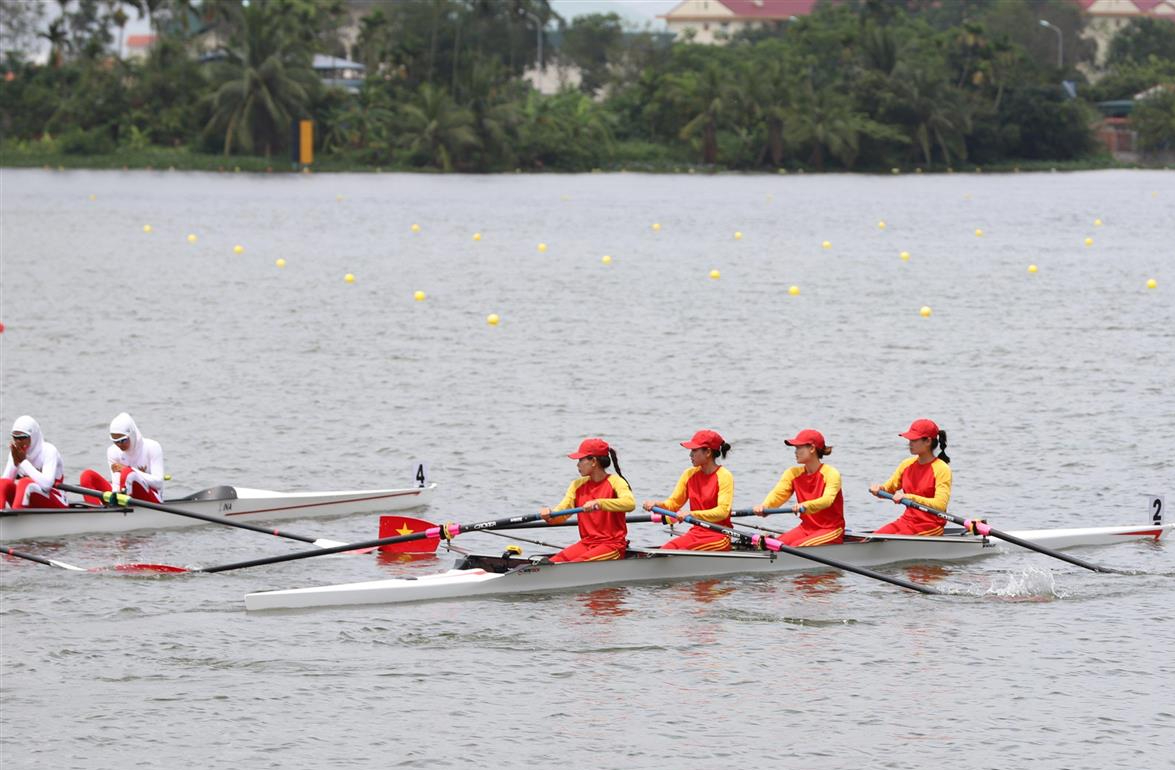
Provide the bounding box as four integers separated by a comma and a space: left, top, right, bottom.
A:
753, 429, 845, 546
643, 429, 735, 551
869, 419, 952, 536
540, 438, 635, 563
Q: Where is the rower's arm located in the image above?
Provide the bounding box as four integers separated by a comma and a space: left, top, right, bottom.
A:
801, 465, 842, 513
658, 468, 693, 513
134, 439, 165, 488
880, 458, 914, 494
548, 478, 583, 524
18, 445, 60, 489
689, 466, 733, 523
904, 461, 952, 511
761, 467, 800, 509
597, 474, 635, 512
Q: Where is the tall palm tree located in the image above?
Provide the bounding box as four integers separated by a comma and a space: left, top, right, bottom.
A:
38, 18, 71, 68
396, 84, 479, 171
204, 3, 319, 156
667, 62, 732, 165
885, 64, 971, 167
788, 75, 903, 169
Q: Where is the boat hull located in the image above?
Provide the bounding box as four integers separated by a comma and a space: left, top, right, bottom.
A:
244, 523, 1169, 611
0, 484, 436, 540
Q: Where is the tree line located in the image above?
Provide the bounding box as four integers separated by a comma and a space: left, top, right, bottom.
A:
1, 0, 1173, 172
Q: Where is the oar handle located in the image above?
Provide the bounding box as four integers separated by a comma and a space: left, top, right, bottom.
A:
58, 482, 324, 545
732, 507, 799, 515
871, 490, 1118, 574
197, 507, 584, 574
650, 507, 938, 595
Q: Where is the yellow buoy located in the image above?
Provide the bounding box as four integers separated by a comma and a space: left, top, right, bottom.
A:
336, 195, 344, 202
344, 273, 355, 284
233, 245, 244, 254
472, 232, 482, 241
788, 285, 800, 296
486, 313, 500, 326
537, 243, 548, 253
601, 255, 612, 265
974, 228, 984, 237
651, 223, 661, 232
187, 234, 197, 244
1028, 264, 1038, 273
821, 240, 832, 249
1093, 218, 1103, 227
411, 223, 421, 233
88, 194, 96, 201
900, 251, 911, 261
878, 220, 887, 229
1147, 278, 1157, 289
142, 224, 152, 234
709, 269, 721, 280
275, 258, 286, 268
734, 231, 743, 240
920, 306, 932, 318
1084, 237, 1094, 247
414, 290, 426, 301
890, 167, 900, 175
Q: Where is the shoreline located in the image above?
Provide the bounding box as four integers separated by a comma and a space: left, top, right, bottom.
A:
2, 145, 1168, 175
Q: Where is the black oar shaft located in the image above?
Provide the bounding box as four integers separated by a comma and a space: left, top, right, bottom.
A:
651, 507, 937, 595
197, 507, 584, 574
3, 547, 85, 571
58, 482, 323, 545
873, 491, 1118, 574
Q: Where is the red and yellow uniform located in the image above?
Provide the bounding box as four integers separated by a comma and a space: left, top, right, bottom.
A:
548, 474, 634, 563
875, 457, 952, 536
762, 464, 845, 546
658, 466, 734, 551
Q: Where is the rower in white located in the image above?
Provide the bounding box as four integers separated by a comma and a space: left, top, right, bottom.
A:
0, 416, 67, 509
79, 413, 165, 504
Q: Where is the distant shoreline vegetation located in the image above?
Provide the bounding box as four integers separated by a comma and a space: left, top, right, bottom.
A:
2, 0, 1174, 174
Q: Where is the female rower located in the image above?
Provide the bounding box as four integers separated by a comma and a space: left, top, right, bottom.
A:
79, 413, 165, 505
869, 418, 952, 536
753, 429, 844, 546
1, 416, 67, 509
642, 429, 734, 551
540, 438, 634, 563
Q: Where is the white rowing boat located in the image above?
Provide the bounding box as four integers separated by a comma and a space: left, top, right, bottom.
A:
243, 521, 1170, 611
0, 483, 437, 540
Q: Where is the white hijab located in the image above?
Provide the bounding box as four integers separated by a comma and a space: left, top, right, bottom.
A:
12, 415, 47, 467
109, 412, 149, 468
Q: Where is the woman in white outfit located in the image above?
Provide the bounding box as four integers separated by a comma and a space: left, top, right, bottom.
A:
79, 413, 165, 504
1, 416, 67, 508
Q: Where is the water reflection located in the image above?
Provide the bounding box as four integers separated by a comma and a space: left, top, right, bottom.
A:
904, 563, 951, 586
575, 586, 631, 618
789, 570, 842, 595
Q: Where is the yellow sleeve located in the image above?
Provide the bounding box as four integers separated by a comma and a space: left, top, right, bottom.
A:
691, 466, 733, 523
658, 467, 695, 512
906, 461, 951, 511
596, 474, 636, 512
548, 477, 585, 524
761, 466, 801, 508
881, 457, 917, 493
802, 465, 842, 513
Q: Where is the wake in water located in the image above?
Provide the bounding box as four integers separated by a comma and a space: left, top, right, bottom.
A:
951, 566, 1068, 602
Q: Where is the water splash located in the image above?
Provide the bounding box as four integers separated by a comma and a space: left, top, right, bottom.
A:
981, 566, 1066, 601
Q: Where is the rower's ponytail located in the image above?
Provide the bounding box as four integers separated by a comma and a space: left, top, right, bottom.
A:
604, 447, 628, 485
714, 442, 731, 460
932, 430, 950, 464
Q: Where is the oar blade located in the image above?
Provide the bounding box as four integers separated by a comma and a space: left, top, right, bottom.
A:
378, 515, 440, 553
108, 563, 190, 574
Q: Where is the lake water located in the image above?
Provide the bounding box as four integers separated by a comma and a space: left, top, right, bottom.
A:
1, 168, 1172, 769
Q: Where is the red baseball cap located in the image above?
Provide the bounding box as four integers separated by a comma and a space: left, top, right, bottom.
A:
900, 419, 940, 441
568, 437, 611, 459
784, 429, 826, 451
681, 429, 725, 450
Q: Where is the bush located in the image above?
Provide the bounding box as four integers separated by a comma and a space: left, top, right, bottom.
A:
59, 125, 115, 155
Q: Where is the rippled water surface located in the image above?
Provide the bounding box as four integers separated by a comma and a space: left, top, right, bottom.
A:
1, 168, 1173, 769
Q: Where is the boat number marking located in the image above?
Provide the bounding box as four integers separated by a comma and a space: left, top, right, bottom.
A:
1148, 496, 1164, 526
413, 462, 430, 488
220, 502, 233, 512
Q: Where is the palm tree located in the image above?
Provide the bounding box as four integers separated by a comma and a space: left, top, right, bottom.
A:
204, 4, 319, 156
38, 18, 70, 68
885, 64, 971, 167
788, 75, 904, 169
466, 60, 523, 169
666, 62, 732, 165
396, 84, 479, 171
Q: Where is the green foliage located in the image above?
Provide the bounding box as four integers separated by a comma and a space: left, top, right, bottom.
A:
1107, 18, 1175, 67
1133, 89, 1175, 153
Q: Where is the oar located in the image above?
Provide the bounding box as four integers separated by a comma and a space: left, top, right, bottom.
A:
872, 490, 1122, 574
58, 482, 355, 551
493, 509, 779, 531
193, 507, 585, 574
3, 546, 187, 574
649, 507, 938, 595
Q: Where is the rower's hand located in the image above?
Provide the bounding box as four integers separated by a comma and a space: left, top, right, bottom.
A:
581, 499, 602, 512
891, 492, 906, 504
10, 442, 26, 465
111, 462, 125, 473
792, 503, 805, 515
642, 500, 657, 512
539, 506, 552, 521
868, 484, 882, 496
753, 504, 766, 516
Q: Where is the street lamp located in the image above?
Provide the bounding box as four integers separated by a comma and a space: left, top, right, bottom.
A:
1039, 19, 1063, 69
520, 9, 545, 72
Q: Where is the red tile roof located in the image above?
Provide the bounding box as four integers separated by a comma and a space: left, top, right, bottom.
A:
717, 0, 820, 17
126, 34, 156, 48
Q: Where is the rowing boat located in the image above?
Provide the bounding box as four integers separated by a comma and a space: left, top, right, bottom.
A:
243, 521, 1169, 611
0, 483, 437, 540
